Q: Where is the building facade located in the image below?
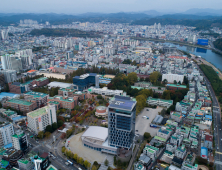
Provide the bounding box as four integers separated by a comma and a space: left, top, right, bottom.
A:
108, 96, 136, 149
73, 73, 99, 91
27, 104, 57, 134
12, 130, 28, 152
0, 123, 14, 147
3, 99, 37, 114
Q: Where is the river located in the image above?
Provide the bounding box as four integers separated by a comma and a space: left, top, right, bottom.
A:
159, 42, 222, 71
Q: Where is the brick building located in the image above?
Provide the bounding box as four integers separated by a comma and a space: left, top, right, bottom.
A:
9, 77, 49, 94
3, 99, 37, 114
58, 87, 91, 100
47, 95, 78, 110
24, 91, 49, 108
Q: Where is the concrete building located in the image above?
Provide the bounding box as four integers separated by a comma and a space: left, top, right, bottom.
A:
27, 104, 57, 134
143, 144, 159, 160
88, 86, 124, 96
18, 158, 34, 170
12, 130, 28, 152
95, 106, 108, 117
0, 70, 17, 83
73, 73, 99, 91
162, 74, 184, 84
81, 126, 117, 154
0, 122, 14, 147
108, 96, 136, 149
175, 145, 187, 159
3, 98, 37, 114
147, 97, 173, 108
1, 54, 22, 72
157, 127, 173, 140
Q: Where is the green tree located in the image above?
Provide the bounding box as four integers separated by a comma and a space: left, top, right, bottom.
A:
92, 165, 97, 170
58, 120, 64, 127
97, 95, 102, 99
73, 153, 78, 161
104, 159, 109, 166
62, 147, 66, 153
136, 95, 147, 114
84, 160, 89, 168
127, 72, 138, 85
144, 132, 151, 139
149, 71, 161, 84
162, 79, 168, 85
79, 157, 84, 165
174, 80, 177, 84
45, 125, 53, 133
52, 122, 58, 131
37, 131, 44, 139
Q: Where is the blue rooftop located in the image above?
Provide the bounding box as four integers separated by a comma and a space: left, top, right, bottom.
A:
109, 96, 136, 111
0, 92, 19, 99
4, 143, 12, 149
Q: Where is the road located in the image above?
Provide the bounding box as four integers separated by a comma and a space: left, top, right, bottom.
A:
27, 130, 78, 170
197, 65, 222, 170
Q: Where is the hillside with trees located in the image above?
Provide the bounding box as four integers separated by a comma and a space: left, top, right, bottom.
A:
30, 28, 100, 38
213, 38, 222, 51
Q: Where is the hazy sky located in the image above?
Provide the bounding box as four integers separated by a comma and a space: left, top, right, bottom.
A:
1, 0, 222, 14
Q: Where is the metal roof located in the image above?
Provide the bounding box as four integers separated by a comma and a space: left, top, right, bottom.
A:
81, 126, 108, 142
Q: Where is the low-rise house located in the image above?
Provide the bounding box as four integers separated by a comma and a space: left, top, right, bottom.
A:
143, 144, 159, 160
175, 145, 187, 159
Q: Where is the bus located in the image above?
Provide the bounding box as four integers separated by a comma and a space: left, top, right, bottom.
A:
67, 160, 73, 165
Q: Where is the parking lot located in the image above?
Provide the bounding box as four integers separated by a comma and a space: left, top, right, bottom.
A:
135, 107, 163, 136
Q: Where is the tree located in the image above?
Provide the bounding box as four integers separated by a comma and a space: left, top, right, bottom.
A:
62, 147, 66, 153
104, 159, 109, 166
107, 167, 112, 170
52, 122, 58, 131
92, 165, 97, 170
127, 72, 138, 85
97, 95, 102, 99
58, 120, 64, 128
44, 132, 51, 139
162, 79, 168, 85
122, 59, 131, 64
178, 81, 181, 85
73, 153, 78, 161
45, 125, 53, 133
149, 71, 161, 84
60, 133, 66, 139
79, 157, 84, 165
144, 132, 151, 139
37, 131, 44, 139
84, 160, 89, 169
136, 95, 147, 114
174, 80, 177, 84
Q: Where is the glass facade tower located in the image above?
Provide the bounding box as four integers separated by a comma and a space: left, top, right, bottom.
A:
108, 96, 136, 149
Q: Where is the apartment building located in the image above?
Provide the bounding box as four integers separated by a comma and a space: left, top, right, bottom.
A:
27, 104, 57, 134
157, 127, 173, 140
12, 130, 28, 152
175, 145, 187, 159
0, 123, 14, 147
24, 91, 49, 108
3, 99, 37, 114
143, 145, 159, 160
47, 95, 78, 110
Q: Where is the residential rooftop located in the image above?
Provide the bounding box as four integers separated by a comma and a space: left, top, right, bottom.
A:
27, 106, 48, 118
7, 99, 33, 106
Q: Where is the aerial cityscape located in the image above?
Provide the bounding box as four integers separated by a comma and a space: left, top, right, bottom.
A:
0, 1, 222, 170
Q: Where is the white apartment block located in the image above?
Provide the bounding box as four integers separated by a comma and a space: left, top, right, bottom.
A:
0, 123, 14, 147
162, 74, 184, 83
182, 164, 198, 170
27, 104, 57, 134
